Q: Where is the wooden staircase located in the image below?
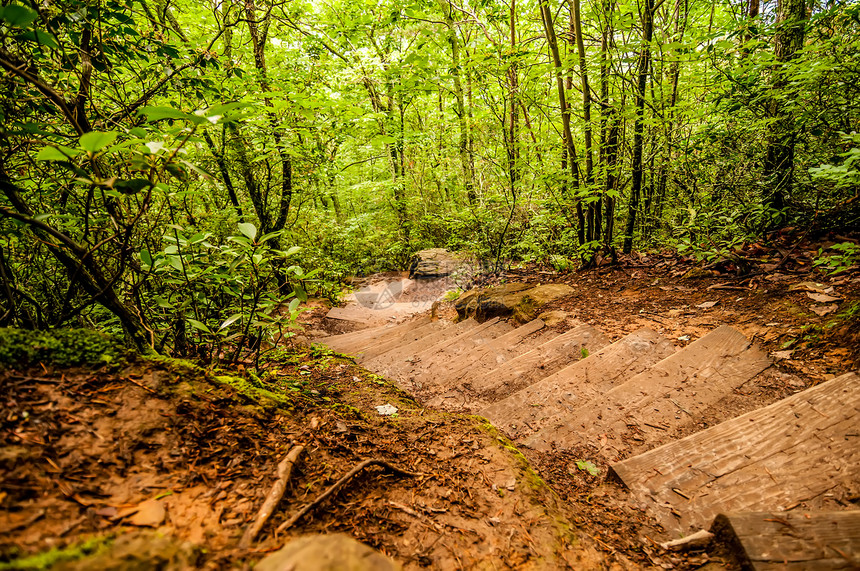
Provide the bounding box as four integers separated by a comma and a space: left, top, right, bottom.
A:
318, 309, 860, 569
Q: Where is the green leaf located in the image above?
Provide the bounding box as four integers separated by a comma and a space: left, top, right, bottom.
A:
294, 284, 308, 302
15, 30, 59, 48
140, 106, 190, 121
1, 5, 39, 27
36, 144, 80, 161
218, 313, 243, 330
238, 222, 257, 241
139, 106, 206, 124
187, 318, 212, 334
288, 298, 301, 314
139, 249, 153, 267
79, 131, 119, 153
574, 460, 600, 477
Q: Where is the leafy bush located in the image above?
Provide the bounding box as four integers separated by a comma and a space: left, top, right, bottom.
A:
0, 328, 129, 369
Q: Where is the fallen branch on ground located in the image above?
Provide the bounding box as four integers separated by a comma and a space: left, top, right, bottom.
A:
275, 459, 423, 533
239, 444, 305, 548
659, 529, 714, 551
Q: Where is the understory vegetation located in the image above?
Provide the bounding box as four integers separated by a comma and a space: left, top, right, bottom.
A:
0, 0, 858, 359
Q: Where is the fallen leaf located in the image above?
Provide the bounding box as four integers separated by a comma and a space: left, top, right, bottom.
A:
696, 301, 718, 309
127, 499, 166, 527
806, 292, 841, 303
789, 281, 827, 293
810, 304, 838, 316
94, 506, 118, 518
678, 335, 691, 341
771, 350, 793, 360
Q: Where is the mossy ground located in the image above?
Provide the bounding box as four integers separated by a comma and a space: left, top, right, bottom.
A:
0, 328, 131, 369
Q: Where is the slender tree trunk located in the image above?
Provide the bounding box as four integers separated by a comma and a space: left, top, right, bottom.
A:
762, 0, 807, 218
438, 0, 476, 203
508, 0, 520, 200
242, 0, 293, 234
203, 130, 242, 216
598, 0, 617, 248
622, 0, 654, 254
539, 0, 585, 245
569, 0, 596, 242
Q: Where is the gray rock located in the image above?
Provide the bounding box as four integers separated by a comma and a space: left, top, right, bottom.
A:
408, 248, 467, 279
256, 534, 401, 571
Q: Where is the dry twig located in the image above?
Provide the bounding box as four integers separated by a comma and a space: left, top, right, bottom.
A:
239, 444, 305, 548
275, 458, 423, 533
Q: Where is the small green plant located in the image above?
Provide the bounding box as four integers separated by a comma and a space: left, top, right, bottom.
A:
574, 460, 600, 477
580, 347, 589, 359
550, 254, 574, 272
813, 242, 860, 275
442, 288, 463, 302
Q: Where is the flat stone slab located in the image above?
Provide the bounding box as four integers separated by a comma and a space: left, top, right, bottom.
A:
610, 371, 860, 536
525, 325, 771, 455
711, 511, 860, 571
482, 328, 673, 440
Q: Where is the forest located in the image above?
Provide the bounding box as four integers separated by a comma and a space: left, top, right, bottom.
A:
0, 0, 858, 357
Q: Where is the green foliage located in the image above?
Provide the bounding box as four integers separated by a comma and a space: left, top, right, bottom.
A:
0, 328, 129, 369
1, 0, 858, 360
0, 535, 113, 570
574, 460, 600, 477
814, 242, 860, 275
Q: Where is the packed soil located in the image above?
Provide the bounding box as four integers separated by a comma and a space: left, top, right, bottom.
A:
2, 235, 858, 570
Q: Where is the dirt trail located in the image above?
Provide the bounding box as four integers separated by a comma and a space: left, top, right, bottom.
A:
310, 260, 860, 569
2, 258, 858, 570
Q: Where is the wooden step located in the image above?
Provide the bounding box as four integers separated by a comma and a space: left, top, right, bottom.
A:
422, 319, 550, 409
363, 319, 478, 377
610, 371, 859, 537
432, 318, 547, 386
524, 325, 771, 455
400, 319, 513, 392
325, 300, 436, 327
481, 328, 673, 440
355, 319, 446, 362
410, 318, 508, 365
711, 510, 860, 570
467, 324, 611, 404
322, 316, 432, 355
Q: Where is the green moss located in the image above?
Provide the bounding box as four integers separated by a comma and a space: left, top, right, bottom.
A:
474, 418, 548, 492
212, 374, 293, 409
0, 328, 130, 369
0, 535, 113, 570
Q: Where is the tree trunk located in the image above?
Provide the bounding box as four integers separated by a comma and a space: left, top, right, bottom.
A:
622, 0, 654, 254
762, 0, 807, 218
569, 0, 596, 242
508, 0, 520, 201
539, 0, 585, 245
438, 0, 476, 204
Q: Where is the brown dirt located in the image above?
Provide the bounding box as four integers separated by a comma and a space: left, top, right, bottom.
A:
2, 239, 858, 570
0, 354, 595, 569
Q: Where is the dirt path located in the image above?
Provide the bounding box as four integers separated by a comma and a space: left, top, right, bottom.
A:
2, 257, 858, 570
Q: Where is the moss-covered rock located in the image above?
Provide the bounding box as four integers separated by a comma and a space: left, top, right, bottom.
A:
455, 283, 574, 323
